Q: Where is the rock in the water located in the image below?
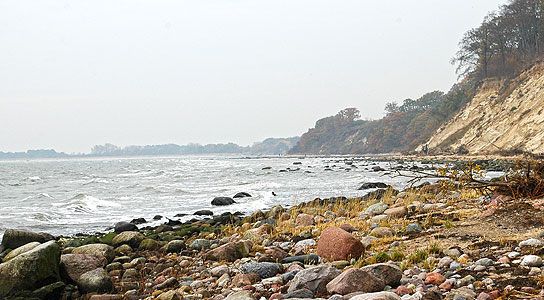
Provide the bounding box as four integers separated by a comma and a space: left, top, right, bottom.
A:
76, 267, 114, 293
225, 290, 256, 300
350, 291, 402, 300
114, 221, 139, 233
60, 254, 107, 281
1, 229, 54, 250
233, 192, 252, 198
166, 240, 186, 253
72, 244, 115, 263
287, 265, 341, 294
194, 210, 213, 216
521, 255, 543, 267
111, 231, 145, 248
317, 226, 365, 261
361, 263, 402, 286
359, 182, 388, 190
240, 262, 282, 278
212, 197, 235, 206
326, 268, 385, 295
0, 240, 61, 298
2, 241, 41, 262
366, 202, 389, 215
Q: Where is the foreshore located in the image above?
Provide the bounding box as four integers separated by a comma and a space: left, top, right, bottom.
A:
1, 176, 543, 300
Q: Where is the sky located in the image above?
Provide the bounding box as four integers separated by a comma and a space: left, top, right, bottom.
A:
0, 0, 508, 153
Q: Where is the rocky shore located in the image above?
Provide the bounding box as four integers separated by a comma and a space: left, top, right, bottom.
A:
1, 181, 543, 300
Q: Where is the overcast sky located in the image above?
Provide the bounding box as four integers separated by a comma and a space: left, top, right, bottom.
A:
1, 0, 507, 153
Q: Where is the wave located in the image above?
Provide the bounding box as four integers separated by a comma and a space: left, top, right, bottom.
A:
25, 176, 42, 182
52, 194, 121, 213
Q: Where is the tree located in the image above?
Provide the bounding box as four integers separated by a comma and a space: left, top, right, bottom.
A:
384, 102, 400, 116
337, 108, 361, 123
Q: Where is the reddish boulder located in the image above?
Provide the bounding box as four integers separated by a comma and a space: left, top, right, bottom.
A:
425, 272, 446, 285
317, 226, 364, 261
60, 254, 107, 281
326, 268, 385, 295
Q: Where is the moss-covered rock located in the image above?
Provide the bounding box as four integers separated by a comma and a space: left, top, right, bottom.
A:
139, 238, 161, 250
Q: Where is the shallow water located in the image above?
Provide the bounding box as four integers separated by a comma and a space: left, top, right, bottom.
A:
0, 155, 491, 238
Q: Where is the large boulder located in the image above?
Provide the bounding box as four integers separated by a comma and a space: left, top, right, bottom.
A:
2, 242, 41, 262
287, 265, 341, 294
212, 197, 235, 206
233, 192, 252, 198
114, 221, 138, 233
326, 268, 385, 295
365, 202, 389, 215
361, 263, 403, 286
60, 254, 107, 281
317, 226, 365, 261
72, 244, 115, 263
112, 231, 145, 248
0, 240, 61, 298
1, 229, 54, 250
76, 268, 114, 293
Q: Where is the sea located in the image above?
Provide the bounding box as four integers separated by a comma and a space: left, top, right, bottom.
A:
0, 155, 497, 238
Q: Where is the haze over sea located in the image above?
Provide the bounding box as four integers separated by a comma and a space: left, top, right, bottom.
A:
0, 155, 495, 238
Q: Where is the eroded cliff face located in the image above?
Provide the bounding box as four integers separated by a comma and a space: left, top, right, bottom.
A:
422, 63, 544, 155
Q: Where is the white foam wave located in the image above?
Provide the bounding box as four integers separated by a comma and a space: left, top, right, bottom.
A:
52, 194, 121, 213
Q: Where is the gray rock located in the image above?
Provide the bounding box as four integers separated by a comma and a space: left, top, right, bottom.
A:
295, 239, 317, 248
114, 221, 138, 233
189, 239, 211, 251
361, 263, 402, 286
72, 243, 115, 263
111, 231, 145, 248
443, 248, 462, 258
1, 229, 54, 250
212, 197, 236, 206
366, 202, 389, 215
326, 268, 385, 295
519, 238, 543, 248
350, 291, 402, 300
281, 254, 320, 264
0, 240, 61, 298
76, 267, 114, 293
166, 240, 186, 253
225, 290, 256, 300
475, 258, 493, 267
288, 265, 341, 294
281, 288, 314, 299
240, 262, 282, 278
521, 255, 543, 267
405, 223, 423, 233
3, 242, 41, 262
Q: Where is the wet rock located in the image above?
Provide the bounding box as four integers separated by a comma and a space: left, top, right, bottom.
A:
317, 226, 365, 261
166, 240, 186, 253
233, 192, 252, 198
194, 210, 214, 216
326, 268, 385, 295
2, 241, 41, 262
60, 254, 107, 281
139, 238, 161, 250
359, 183, 388, 190
111, 231, 145, 248
114, 221, 139, 233
366, 202, 389, 215
72, 243, 115, 263
1, 229, 54, 250
212, 197, 235, 206
0, 240, 61, 298
287, 265, 341, 294
281, 254, 320, 264
240, 262, 282, 279
77, 268, 114, 293
130, 218, 146, 225
350, 291, 402, 300
361, 263, 402, 286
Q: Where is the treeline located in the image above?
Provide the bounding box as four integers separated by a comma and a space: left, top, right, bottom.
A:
453, 0, 544, 80
290, 85, 474, 154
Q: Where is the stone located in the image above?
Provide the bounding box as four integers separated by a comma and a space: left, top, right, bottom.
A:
520, 255, 543, 267
317, 226, 365, 261
77, 268, 114, 293
265, 246, 288, 261
384, 207, 408, 218
60, 254, 107, 281
225, 290, 256, 300
0, 240, 61, 298
32, 281, 66, 299
425, 272, 446, 285
359, 182, 388, 190
350, 291, 402, 300
326, 268, 385, 295
2, 241, 41, 262
405, 223, 423, 233
1, 229, 54, 250
339, 224, 357, 232
112, 231, 145, 248
519, 238, 543, 248
281, 254, 320, 264
194, 210, 213, 216
281, 288, 314, 299
366, 202, 389, 215
139, 238, 161, 250
370, 227, 394, 238
166, 240, 186, 253
211, 265, 229, 277
296, 214, 315, 226
212, 197, 235, 206
475, 258, 493, 267
232, 273, 260, 287
114, 221, 138, 233
72, 243, 115, 263
443, 248, 462, 258
361, 263, 403, 286
233, 192, 252, 198
240, 262, 282, 279
190, 239, 211, 250
287, 265, 341, 294
295, 239, 317, 248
